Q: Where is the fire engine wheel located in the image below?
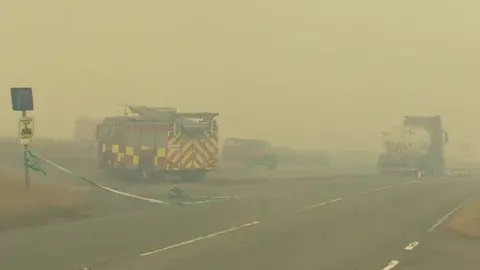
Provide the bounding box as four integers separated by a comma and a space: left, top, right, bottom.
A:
102, 158, 122, 178
98, 155, 109, 169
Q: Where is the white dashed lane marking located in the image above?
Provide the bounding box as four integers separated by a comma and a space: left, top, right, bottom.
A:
403, 180, 420, 184
134, 176, 433, 264
140, 221, 260, 257
297, 197, 344, 213
360, 186, 393, 195
404, 241, 420, 251
140, 196, 347, 257
381, 260, 399, 270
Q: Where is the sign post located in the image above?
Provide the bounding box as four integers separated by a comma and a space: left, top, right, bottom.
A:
11, 87, 34, 189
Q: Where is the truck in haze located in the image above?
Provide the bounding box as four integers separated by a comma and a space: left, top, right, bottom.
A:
221, 138, 278, 170
376, 115, 448, 176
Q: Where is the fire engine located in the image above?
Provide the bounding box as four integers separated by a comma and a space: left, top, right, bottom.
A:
96, 105, 219, 181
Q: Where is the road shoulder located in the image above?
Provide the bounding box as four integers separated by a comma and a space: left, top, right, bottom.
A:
398, 196, 480, 270
401, 227, 480, 269
446, 198, 480, 238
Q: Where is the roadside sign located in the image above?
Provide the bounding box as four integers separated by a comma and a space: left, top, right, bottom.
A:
11, 87, 34, 111
168, 144, 181, 151
11, 87, 35, 189
19, 116, 34, 145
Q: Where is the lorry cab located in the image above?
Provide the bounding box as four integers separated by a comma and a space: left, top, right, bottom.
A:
378, 115, 448, 176
221, 138, 278, 170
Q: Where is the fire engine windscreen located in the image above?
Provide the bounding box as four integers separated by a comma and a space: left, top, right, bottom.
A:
177, 118, 211, 138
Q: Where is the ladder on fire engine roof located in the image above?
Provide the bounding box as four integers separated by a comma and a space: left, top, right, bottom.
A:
177, 112, 219, 121
127, 105, 177, 121
126, 105, 219, 121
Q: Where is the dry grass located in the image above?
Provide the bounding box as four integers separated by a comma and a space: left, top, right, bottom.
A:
446, 199, 480, 238
0, 174, 90, 231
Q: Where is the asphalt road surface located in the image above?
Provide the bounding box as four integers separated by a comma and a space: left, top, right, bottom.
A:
0, 175, 478, 270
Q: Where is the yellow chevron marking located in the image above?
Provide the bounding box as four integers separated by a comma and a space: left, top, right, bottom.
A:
193, 140, 208, 167
169, 151, 181, 163
164, 132, 220, 171
202, 139, 216, 155
166, 138, 182, 165
167, 134, 182, 145
182, 140, 194, 150
206, 139, 218, 158
184, 154, 200, 169
191, 157, 201, 168
180, 140, 195, 168
166, 150, 180, 161
182, 150, 194, 166
200, 136, 219, 167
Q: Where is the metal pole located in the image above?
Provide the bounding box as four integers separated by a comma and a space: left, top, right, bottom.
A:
22, 110, 30, 189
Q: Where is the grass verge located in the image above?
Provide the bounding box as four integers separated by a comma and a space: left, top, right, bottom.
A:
446, 199, 480, 238
0, 175, 91, 231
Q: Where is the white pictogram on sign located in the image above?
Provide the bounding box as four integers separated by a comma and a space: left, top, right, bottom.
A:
19, 116, 34, 145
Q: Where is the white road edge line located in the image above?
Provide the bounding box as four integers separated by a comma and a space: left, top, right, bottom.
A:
140, 221, 260, 257
360, 186, 393, 195
41, 157, 170, 204
403, 180, 420, 184
382, 260, 399, 270
297, 197, 344, 212
427, 197, 473, 233
404, 241, 420, 250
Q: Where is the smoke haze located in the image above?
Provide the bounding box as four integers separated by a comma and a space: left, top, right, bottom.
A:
1, 0, 479, 151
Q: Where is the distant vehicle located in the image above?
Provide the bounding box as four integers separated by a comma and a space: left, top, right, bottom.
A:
221, 138, 278, 169
96, 105, 219, 181
74, 116, 102, 144
377, 115, 448, 176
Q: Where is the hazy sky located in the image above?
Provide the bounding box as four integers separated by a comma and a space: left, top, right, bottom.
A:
1, 0, 479, 150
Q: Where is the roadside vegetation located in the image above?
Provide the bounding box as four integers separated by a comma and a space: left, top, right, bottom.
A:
446, 199, 480, 238
0, 174, 90, 231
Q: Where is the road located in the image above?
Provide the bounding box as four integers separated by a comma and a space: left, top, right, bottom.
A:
0, 174, 478, 270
